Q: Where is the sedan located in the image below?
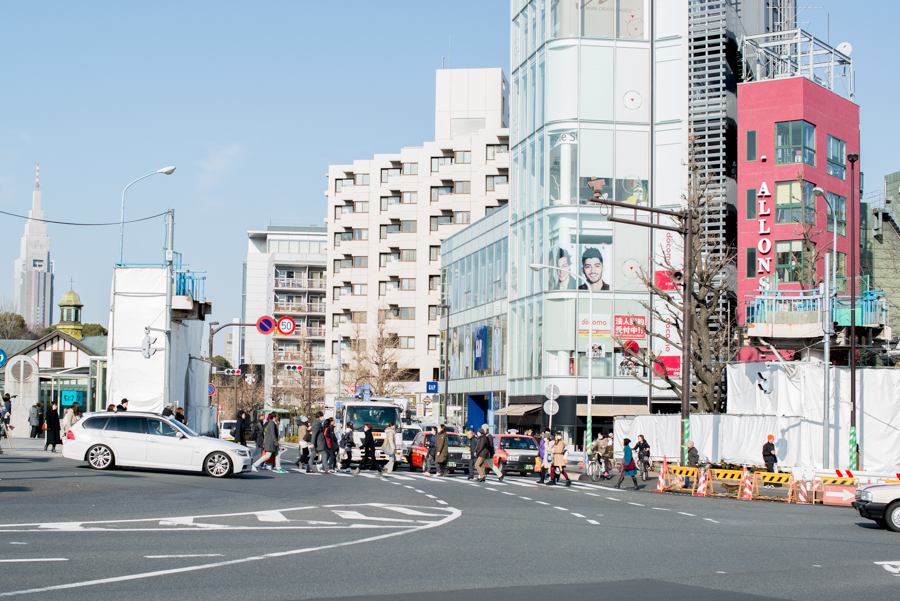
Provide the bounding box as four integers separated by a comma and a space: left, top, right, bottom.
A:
492, 435, 540, 477
407, 432, 470, 474
62, 412, 252, 478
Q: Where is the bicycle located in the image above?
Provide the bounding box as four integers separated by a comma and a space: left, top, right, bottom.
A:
638, 454, 651, 481
586, 454, 612, 482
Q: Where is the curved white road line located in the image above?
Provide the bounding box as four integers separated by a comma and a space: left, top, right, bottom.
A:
0, 504, 460, 598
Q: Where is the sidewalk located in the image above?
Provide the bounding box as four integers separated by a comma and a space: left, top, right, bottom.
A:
0, 436, 52, 457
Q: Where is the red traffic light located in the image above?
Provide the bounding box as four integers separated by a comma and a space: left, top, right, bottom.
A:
284, 365, 303, 372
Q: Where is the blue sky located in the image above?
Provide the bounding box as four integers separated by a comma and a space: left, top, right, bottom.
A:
1, 1, 897, 354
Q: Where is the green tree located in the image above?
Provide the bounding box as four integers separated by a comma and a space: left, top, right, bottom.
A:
83, 324, 109, 336
213, 355, 232, 369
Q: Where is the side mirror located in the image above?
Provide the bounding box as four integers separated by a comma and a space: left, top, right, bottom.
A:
175, 431, 185, 439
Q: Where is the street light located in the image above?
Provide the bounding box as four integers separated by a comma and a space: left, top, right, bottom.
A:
848, 152, 860, 470
815, 186, 835, 469
119, 166, 176, 264
530, 263, 596, 451
437, 303, 451, 426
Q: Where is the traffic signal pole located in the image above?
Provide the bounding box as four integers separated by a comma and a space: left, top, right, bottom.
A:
208, 322, 256, 418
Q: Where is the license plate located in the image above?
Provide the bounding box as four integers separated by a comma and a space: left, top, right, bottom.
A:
448, 462, 456, 468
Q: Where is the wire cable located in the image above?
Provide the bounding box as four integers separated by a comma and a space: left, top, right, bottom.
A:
0, 209, 168, 226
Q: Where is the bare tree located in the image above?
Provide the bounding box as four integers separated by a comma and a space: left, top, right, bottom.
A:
787, 170, 831, 290
612, 132, 741, 413
0, 295, 42, 340
340, 308, 417, 398
269, 338, 324, 417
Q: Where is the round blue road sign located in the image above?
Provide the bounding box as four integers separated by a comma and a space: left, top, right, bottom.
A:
208, 383, 216, 396
256, 315, 276, 335
0, 349, 6, 369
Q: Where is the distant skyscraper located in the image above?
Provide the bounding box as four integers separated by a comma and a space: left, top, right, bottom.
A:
14, 165, 54, 329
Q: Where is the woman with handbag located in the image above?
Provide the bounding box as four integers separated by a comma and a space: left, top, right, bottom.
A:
616, 437, 639, 490
546, 431, 571, 487
44, 401, 62, 453
62, 402, 82, 438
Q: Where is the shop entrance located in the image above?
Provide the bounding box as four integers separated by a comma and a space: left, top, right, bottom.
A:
467, 394, 489, 431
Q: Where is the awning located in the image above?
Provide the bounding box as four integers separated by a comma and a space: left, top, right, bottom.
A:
494, 404, 541, 416
576, 404, 649, 417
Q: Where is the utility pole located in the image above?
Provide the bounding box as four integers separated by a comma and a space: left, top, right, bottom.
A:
848, 152, 859, 470
163, 210, 174, 409
823, 253, 831, 469
438, 303, 450, 423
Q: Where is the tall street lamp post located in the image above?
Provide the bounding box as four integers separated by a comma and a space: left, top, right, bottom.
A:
848, 152, 860, 470
814, 186, 834, 469
438, 303, 451, 425
529, 263, 594, 450
119, 166, 176, 264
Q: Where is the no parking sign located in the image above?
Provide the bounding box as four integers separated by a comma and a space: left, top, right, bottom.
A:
256, 315, 276, 335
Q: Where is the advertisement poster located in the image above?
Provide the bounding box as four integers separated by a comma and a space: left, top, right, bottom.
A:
474, 326, 487, 371
613, 315, 646, 339
577, 314, 612, 338
450, 327, 459, 379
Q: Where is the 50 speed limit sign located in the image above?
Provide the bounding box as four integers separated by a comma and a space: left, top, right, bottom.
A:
276, 316, 296, 336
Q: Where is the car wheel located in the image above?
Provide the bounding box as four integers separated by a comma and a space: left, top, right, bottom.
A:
874, 517, 889, 529
886, 501, 900, 533
520, 472, 527, 477
87, 445, 115, 470
204, 452, 232, 478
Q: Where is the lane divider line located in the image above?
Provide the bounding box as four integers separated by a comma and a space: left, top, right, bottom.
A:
586, 520, 600, 525
678, 512, 696, 517
0, 559, 68, 563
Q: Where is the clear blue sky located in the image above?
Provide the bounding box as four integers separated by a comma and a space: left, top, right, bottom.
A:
1, 1, 897, 354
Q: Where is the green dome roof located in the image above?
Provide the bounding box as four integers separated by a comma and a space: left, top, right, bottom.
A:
59, 289, 83, 307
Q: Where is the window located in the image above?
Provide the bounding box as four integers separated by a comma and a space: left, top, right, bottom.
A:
401, 278, 416, 291
431, 156, 453, 171
51, 351, 64, 368
454, 151, 471, 164
400, 307, 416, 320
402, 162, 418, 175
401, 249, 417, 262
836, 252, 847, 280
827, 135, 847, 180
354, 173, 370, 185
486, 144, 508, 160
399, 337, 415, 349
428, 305, 439, 321
334, 285, 351, 299
429, 275, 440, 291
379, 280, 399, 295
775, 181, 815, 224
775, 240, 803, 283
352, 284, 367, 295
429, 246, 440, 261
379, 251, 400, 267
383, 306, 400, 319
333, 313, 350, 326
454, 211, 471, 224
354, 201, 369, 213
746, 130, 757, 161
775, 120, 815, 166
334, 258, 350, 273
381, 168, 400, 182
353, 228, 368, 240
486, 175, 508, 191
352, 256, 368, 268
401, 220, 417, 233
430, 215, 453, 230
116, 416, 147, 434
335, 178, 353, 192
380, 196, 400, 211
334, 206, 343, 220
431, 186, 453, 202
453, 181, 471, 194
746, 189, 757, 219
334, 232, 351, 246
827, 192, 847, 236
746, 247, 757, 278
351, 339, 367, 353
428, 335, 438, 351
351, 311, 367, 324
401, 191, 417, 204
148, 419, 180, 438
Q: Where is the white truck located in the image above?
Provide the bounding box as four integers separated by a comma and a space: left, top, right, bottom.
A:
335, 397, 404, 464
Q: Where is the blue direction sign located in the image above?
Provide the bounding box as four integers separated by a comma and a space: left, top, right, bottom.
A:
256, 315, 276, 335
426, 381, 438, 394
0, 348, 6, 369
208, 383, 216, 396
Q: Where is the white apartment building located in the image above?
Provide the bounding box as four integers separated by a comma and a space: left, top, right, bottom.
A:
241, 224, 328, 402
325, 68, 510, 404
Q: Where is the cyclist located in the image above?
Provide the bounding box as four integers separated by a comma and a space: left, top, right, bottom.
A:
634, 434, 651, 480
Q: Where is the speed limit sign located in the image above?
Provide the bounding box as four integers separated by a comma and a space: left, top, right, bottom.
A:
276, 316, 296, 336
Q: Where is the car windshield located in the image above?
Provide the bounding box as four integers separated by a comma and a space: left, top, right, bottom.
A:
344, 406, 401, 432
168, 419, 198, 437
422, 433, 465, 447
402, 429, 420, 441
499, 436, 539, 451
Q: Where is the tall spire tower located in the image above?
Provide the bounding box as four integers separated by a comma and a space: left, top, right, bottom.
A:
13, 164, 55, 329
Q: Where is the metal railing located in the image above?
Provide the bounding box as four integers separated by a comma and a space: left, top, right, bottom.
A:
175, 270, 206, 302
274, 278, 326, 290
274, 302, 327, 314
744, 287, 888, 327
306, 327, 326, 337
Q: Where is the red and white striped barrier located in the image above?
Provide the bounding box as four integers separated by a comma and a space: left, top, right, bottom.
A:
654, 457, 668, 492
738, 466, 754, 500
693, 466, 709, 496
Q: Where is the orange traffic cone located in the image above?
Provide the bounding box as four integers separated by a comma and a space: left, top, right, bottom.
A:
654, 457, 668, 492
738, 466, 753, 500
693, 466, 709, 496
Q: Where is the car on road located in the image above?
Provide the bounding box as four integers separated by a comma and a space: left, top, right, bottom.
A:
400, 425, 422, 465
407, 432, 470, 474
62, 412, 252, 478
492, 434, 540, 477
853, 483, 900, 531
219, 420, 237, 441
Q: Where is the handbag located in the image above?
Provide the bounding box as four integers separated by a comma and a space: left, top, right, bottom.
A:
42, 422, 48, 431
622, 459, 636, 471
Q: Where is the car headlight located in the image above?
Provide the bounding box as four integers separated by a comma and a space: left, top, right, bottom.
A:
235, 450, 249, 457
462, 453, 470, 460
508, 454, 519, 462
857, 490, 872, 501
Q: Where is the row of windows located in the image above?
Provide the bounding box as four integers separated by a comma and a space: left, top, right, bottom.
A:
331, 335, 439, 354
745, 181, 847, 235
746, 243, 846, 284
746, 121, 848, 181
267, 240, 327, 254
335, 177, 505, 219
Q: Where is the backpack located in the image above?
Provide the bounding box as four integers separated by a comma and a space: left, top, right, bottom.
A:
303, 429, 312, 443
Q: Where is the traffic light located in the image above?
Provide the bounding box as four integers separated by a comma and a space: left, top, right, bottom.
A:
142, 328, 157, 359
224, 368, 242, 376
284, 365, 303, 372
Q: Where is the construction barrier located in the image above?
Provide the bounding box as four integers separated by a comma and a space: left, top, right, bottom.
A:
665, 466, 697, 492
693, 466, 711, 496
793, 478, 812, 504
752, 472, 794, 501
654, 457, 669, 493
708, 468, 745, 497
738, 467, 754, 500
811, 476, 857, 505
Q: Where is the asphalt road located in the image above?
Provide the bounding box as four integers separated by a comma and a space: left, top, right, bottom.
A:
1, 445, 899, 601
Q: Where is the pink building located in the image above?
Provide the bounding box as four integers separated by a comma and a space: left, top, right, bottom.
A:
737, 76, 860, 339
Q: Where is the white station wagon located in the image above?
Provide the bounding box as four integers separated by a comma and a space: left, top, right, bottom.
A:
61, 412, 252, 478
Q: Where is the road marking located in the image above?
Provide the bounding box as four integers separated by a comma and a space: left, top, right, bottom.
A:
38, 523, 82, 531
505, 480, 538, 488
145, 554, 223, 559
553, 507, 568, 511
678, 512, 696, 517
606, 497, 621, 502
378, 506, 444, 517
535, 501, 550, 506
584, 493, 601, 497
586, 520, 600, 525
716, 571, 727, 574
628, 502, 644, 506
571, 513, 585, 518
0, 559, 68, 563
9, 543, 27, 545
404, 486, 414, 489
485, 488, 498, 492
331, 511, 418, 523
436, 501, 448, 505
425, 495, 437, 499
652, 507, 669, 511
414, 490, 425, 494
0, 505, 462, 599
812, 565, 821, 567
704, 518, 720, 524
502, 492, 516, 496
520, 497, 532, 501
873, 561, 900, 575
255, 511, 288, 523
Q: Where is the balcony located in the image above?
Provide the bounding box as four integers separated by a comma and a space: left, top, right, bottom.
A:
274, 301, 327, 314
275, 350, 326, 363
306, 326, 326, 338
274, 278, 326, 290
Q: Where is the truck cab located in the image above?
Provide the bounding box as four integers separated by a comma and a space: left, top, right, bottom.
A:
335, 397, 404, 463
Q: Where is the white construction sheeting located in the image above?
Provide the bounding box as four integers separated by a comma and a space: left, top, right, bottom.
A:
614, 363, 900, 473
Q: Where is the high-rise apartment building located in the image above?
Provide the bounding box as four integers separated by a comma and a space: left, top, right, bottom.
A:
14, 166, 54, 329
325, 68, 509, 406
241, 224, 328, 403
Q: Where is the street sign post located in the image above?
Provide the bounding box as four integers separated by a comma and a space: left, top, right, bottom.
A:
208, 383, 216, 396
544, 384, 560, 431
543, 400, 559, 415
822, 485, 857, 506
256, 315, 276, 335
0, 349, 6, 369
276, 316, 296, 336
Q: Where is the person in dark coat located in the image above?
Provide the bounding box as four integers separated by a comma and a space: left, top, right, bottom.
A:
116, 399, 128, 412
44, 401, 62, 452
474, 428, 490, 482
162, 406, 174, 418
684, 440, 700, 488
762, 435, 780, 488
251, 414, 286, 473
235, 411, 248, 447
466, 428, 477, 479
29, 402, 41, 438
434, 425, 449, 477
352, 422, 382, 476
250, 418, 265, 461
340, 424, 356, 472
308, 412, 324, 473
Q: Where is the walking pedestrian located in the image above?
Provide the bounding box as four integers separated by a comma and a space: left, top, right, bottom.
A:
174, 407, 186, 425
474, 428, 490, 482
251, 414, 286, 473
434, 425, 449, 477
466, 427, 477, 479
62, 402, 82, 438
423, 427, 437, 475
616, 437, 639, 490
382, 421, 397, 475
352, 423, 383, 476
2, 394, 13, 437
308, 411, 324, 473
548, 431, 571, 487
44, 401, 62, 452
297, 416, 310, 468
235, 411, 248, 447
162, 405, 174, 418
29, 402, 41, 438
483, 424, 504, 481
634, 434, 650, 478
324, 418, 339, 473
250, 417, 265, 461
684, 440, 699, 489
340, 423, 356, 473
762, 435, 779, 488
116, 399, 129, 412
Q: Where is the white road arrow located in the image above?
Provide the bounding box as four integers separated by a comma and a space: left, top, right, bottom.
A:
824, 489, 855, 502
874, 561, 900, 575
